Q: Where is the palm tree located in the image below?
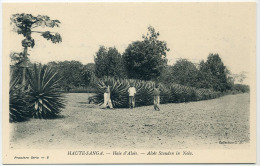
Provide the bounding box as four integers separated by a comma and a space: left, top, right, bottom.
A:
10, 13, 62, 90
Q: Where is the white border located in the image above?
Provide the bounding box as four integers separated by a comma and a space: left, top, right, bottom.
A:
0, 0, 258, 2
0, 0, 259, 166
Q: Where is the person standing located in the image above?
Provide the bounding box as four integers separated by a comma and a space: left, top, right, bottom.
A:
128, 83, 136, 109
153, 85, 160, 111
103, 84, 113, 109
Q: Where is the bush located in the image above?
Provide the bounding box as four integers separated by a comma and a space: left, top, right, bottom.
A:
232, 84, 250, 93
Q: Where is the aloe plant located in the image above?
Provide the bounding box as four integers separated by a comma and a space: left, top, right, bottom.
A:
93, 77, 221, 108
93, 77, 129, 108
26, 64, 66, 119
133, 80, 154, 106
9, 69, 30, 122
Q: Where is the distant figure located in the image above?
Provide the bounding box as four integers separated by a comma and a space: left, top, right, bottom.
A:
128, 83, 136, 109
153, 85, 160, 111
103, 84, 113, 109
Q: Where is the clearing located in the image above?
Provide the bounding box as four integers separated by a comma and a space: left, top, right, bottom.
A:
10, 93, 250, 149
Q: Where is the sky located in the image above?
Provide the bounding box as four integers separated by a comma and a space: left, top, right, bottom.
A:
4, 2, 256, 84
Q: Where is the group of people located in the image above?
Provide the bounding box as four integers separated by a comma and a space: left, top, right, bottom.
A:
103, 83, 160, 111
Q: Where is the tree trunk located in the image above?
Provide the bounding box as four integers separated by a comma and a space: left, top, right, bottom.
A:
22, 47, 28, 91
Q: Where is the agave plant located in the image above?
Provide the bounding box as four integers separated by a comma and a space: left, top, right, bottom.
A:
93, 77, 155, 108
133, 80, 154, 107
158, 83, 171, 104
93, 77, 221, 108
169, 84, 185, 103
9, 69, 30, 122
26, 64, 66, 119
93, 77, 129, 108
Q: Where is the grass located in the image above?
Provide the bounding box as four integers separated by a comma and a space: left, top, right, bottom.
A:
10, 93, 250, 149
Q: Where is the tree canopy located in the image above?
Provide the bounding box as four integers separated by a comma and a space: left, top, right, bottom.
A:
94, 46, 126, 78
198, 53, 232, 92
10, 13, 63, 88
123, 26, 169, 80
11, 13, 62, 44
170, 59, 199, 87
47, 61, 96, 87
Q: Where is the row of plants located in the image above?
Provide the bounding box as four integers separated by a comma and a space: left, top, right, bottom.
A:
92, 77, 222, 108
59, 86, 96, 93
9, 64, 66, 122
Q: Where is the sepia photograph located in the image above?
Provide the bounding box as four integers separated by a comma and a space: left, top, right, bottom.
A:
2, 2, 257, 164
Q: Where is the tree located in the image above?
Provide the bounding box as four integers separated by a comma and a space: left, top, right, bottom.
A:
123, 26, 169, 80
10, 52, 34, 85
47, 61, 84, 87
232, 71, 247, 84
198, 54, 231, 92
94, 46, 126, 78
170, 59, 199, 87
84, 63, 95, 73
157, 65, 174, 84
10, 13, 62, 89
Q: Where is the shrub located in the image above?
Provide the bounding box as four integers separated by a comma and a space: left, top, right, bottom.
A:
232, 84, 250, 93
9, 70, 30, 122
26, 64, 66, 119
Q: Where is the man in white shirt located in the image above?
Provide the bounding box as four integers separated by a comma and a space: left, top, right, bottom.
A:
128, 84, 136, 109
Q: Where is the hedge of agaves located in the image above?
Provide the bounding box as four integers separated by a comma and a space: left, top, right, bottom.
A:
93, 77, 222, 108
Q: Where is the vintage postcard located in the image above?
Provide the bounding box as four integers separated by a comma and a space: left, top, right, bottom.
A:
2, 2, 257, 164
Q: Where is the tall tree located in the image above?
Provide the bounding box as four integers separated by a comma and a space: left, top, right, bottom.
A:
94, 46, 126, 78
82, 63, 96, 86
10, 13, 62, 89
10, 52, 33, 85
123, 26, 169, 80
84, 63, 95, 73
47, 61, 84, 87
171, 59, 199, 87
199, 54, 231, 92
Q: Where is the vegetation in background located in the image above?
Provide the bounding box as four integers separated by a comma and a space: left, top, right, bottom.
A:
18, 25, 246, 96
198, 54, 232, 92
94, 46, 126, 78
160, 59, 199, 87
46, 61, 97, 90
159, 54, 235, 93
123, 26, 169, 80
47, 61, 85, 87
231, 84, 250, 93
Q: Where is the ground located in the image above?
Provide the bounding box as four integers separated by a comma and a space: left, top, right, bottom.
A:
10, 93, 250, 149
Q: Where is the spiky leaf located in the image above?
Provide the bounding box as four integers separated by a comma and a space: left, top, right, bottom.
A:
26, 64, 66, 119
9, 69, 30, 122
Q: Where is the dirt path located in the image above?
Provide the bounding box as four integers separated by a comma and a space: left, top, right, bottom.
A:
10, 93, 250, 149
